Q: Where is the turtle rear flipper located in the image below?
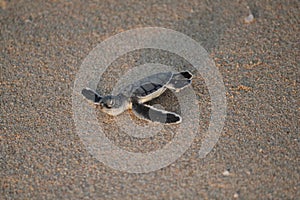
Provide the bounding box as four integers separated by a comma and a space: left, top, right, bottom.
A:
176, 71, 193, 80
81, 88, 102, 104
167, 71, 193, 91
132, 102, 181, 124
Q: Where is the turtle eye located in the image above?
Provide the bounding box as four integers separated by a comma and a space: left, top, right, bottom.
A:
100, 101, 104, 107
105, 99, 114, 108
106, 103, 112, 108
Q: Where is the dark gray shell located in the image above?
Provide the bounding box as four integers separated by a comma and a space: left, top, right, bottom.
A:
120, 72, 173, 102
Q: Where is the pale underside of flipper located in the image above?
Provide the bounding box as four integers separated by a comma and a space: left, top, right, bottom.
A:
132, 102, 182, 124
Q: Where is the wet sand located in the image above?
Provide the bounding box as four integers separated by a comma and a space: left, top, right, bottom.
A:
1, 0, 299, 199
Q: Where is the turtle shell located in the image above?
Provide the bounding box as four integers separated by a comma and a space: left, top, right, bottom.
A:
120, 72, 173, 103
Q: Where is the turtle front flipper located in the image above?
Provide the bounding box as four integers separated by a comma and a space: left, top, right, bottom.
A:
81, 88, 102, 104
132, 102, 182, 124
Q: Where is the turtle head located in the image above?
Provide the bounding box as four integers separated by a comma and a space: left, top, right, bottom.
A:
100, 96, 115, 109
99, 95, 128, 116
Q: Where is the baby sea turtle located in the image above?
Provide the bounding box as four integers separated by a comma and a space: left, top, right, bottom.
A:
81, 71, 193, 124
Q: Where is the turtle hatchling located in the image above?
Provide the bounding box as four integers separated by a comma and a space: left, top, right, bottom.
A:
81, 71, 193, 124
